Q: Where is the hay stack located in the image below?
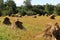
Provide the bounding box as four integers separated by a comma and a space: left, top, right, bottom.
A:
3, 17, 11, 25
15, 14, 19, 17
11, 14, 15, 17
32, 15, 37, 18
50, 14, 56, 19
36, 14, 40, 16
44, 22, 60, 40
15, 19, 25, 30
11, 14, 21, 17
20, 15, 22, 17
45, 14, 49, 16
52, 23, 60, 40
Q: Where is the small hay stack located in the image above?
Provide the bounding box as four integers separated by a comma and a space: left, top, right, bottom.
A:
36, 14, 40, 16
45, 14, 49, 16
50, 14, 56, 19
32, 15, 37, 18
11, 14, 15, 17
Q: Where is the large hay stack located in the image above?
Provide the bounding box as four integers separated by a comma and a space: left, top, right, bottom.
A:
3, 17, 11, 25
15, 19, 25, 30
44, 23, 60, 40
52, 23, 60, 40
34, 22, 60, 40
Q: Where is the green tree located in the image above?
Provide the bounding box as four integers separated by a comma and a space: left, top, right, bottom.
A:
19, 9, 26, 16
56, 4, 60, 15
32, 5, 45, 15
5, 0, 17, 16
53, 6, 57, 15
45, 3, 50, 15
0, 0, 4, 16
0, 0, 4, 9
17, 6, 26, 16
44, 3, 54, 15
26, 10, 36, 16
24, 0, 32, 9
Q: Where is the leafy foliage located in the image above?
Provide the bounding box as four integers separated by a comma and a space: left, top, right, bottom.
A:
0, 0, 60, 16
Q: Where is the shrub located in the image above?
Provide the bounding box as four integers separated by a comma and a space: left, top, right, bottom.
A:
19, 9, 26, 16
26, 11, 36, 16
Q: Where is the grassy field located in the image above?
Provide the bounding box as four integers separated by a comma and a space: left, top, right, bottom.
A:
0, 16, 60, 40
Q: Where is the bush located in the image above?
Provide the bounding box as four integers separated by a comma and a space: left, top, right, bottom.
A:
26, 11, 36, 16
2, 10, 12, 16
19, 9, 26, 16
0, 11, 2, 16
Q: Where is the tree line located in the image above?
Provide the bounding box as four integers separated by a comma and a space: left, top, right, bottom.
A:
0, 0, 60, 16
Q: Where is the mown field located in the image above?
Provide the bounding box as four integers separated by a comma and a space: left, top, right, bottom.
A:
0, 16, 60, 40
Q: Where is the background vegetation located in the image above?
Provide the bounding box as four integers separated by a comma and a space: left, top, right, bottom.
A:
0, 0, 60, 16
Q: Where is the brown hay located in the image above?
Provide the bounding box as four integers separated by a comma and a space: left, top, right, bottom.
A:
15, 20, 25, 30
20, 15, 22, 17
50, 14, 56, 19
11, 14, 15, 17
32, 15, 37, 18
45, 14, 49, 16
11, 14, 21, 17
53, 23, 60, 40
36, 14, 40, 16
3, 17, 11, 25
